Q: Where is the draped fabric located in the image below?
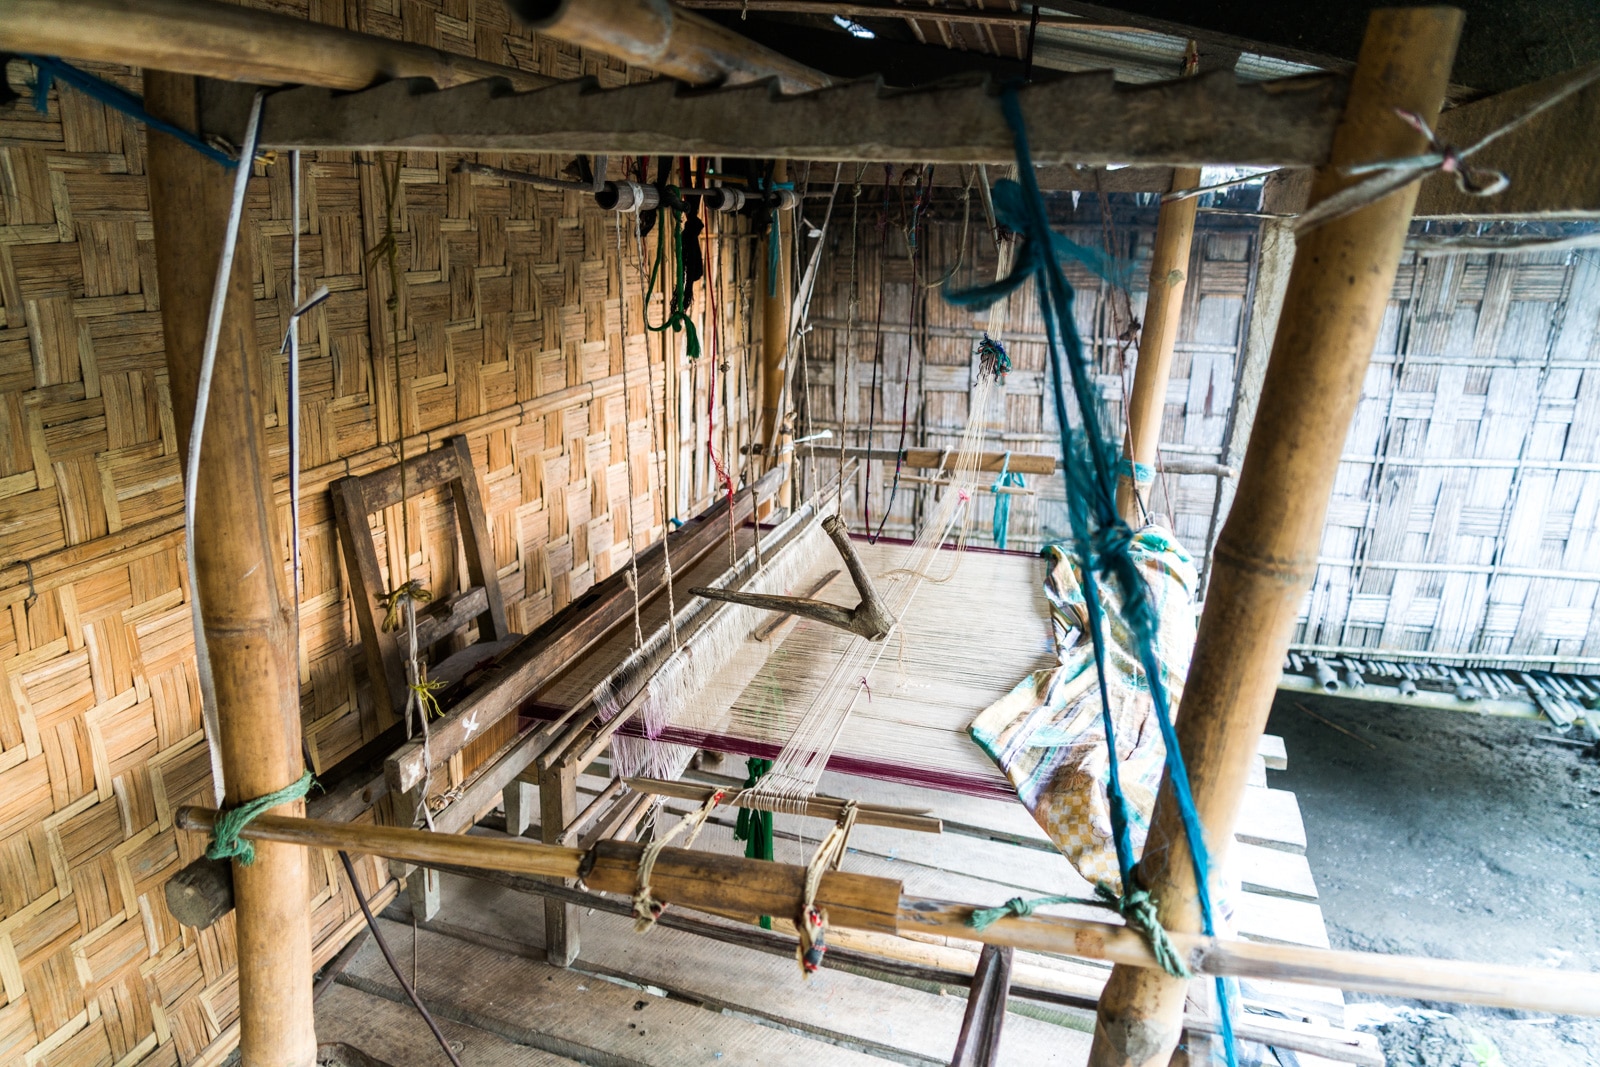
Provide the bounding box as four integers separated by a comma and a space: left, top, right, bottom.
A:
968, 526, 1199, 893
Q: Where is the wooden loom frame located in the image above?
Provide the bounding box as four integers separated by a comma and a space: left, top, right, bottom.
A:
33, 1, 1595, 1064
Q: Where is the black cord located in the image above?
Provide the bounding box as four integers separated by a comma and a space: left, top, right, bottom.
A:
1023, 4, 1042, 83
336, 851, 465, 1067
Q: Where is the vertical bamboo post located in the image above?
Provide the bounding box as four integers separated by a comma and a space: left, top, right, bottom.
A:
760, 161, 792, 512
1086, 10, 1461, 1066
145, 73, 317, 1067
1115, 167, 1200, 523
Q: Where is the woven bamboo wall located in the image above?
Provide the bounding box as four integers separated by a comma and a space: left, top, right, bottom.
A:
801, 203, 1256, 559
1299, 249, 1600, 671
0, 3, 753, 1062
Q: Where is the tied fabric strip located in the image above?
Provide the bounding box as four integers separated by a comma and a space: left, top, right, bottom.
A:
633, 790, 724, 930
1117, 457, 1156, 486
206, 770, 315, 866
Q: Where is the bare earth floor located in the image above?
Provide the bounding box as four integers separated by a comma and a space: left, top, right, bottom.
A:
1264, 690, 1600, 1067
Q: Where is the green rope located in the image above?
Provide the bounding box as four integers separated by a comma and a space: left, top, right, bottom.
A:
966, 886, 1191, 979
206, 769, 315, 866
644, 191, 701, 360
1094, 884, 1191, 978
734, 757, 775, 929
967, 892, 1107, 930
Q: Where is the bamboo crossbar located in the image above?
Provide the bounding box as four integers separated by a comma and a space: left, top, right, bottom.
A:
173, 807, 1600, 1018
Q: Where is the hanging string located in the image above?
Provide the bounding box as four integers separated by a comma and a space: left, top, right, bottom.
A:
701, 199, 738, 568
872, 166, 932, 542
183, 89, 264, 806
862, 164, 892, 540
634, 210, 680, 649
955, 86, 1238, 1064
838, 165, 867, 519
615, 213, 648, 651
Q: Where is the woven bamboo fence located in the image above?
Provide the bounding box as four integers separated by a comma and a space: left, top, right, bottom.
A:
801, 205, 1257, 559
0, 2, 754, 1061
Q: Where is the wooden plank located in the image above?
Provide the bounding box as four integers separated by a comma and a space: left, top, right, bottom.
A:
356, 442, 467, 511
331, 473, 408, 729
1234, 787, 1308, 854
446, 435, 509, 642
1258, 734, 1289, 771
220, 69, 1351, 167
341, 919, 898, 1067
1235, 892, 1332, 950
430, 875, 1097, 1067
317, 982, 584, 1066
1232, 841, 1318, 902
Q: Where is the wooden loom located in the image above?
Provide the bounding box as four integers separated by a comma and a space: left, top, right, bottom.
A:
28, 0, 1595, 1063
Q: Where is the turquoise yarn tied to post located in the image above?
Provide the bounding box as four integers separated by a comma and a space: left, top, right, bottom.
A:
205, 770, 315, 866
1118, 457, 1156, 485
991, 453, 1026, 550
946, 86, 1239, 1067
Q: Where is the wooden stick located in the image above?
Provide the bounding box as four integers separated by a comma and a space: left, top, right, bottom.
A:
169, 810, 1600, 1019
623, 777, 943, 833
145, 72, 316, 1067
1088, 11, 1465, 1066
761, 162, 793, 467
679, 0, 1159, 32
899, 897, 1600, 1019
3, 0, 550, 90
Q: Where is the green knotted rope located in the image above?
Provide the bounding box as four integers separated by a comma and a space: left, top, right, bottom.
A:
967, 892, 1108, 928
734, 757, 776, 929
644, 191, 701, 360
206, 769, 315, 866
1094, 884, 1191, 978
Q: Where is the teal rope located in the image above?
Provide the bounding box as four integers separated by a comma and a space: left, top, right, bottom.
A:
991, 453, 1026, 550
206, 770, 315, 866
967, 892, 1110, 930
1117, 458, 1156, 485
1094, 884, 1191, 978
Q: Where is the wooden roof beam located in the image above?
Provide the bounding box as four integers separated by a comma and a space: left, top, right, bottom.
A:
199, 67, 1350, 167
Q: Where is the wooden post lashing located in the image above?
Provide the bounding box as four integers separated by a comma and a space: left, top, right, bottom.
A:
145, 72, 317, 1067
1115, 164, 1201, 523
1086, 10, 1463, 1067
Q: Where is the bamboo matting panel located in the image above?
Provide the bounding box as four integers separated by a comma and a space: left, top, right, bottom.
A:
799, 205, 1255, 559
0, 3, 755, 1062
1297, 250, 1600, 671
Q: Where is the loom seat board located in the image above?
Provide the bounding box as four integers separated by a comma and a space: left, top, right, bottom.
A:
317, 983, 586, 1066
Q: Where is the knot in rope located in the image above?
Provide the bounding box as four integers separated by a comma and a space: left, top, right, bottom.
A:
633, 790, 724, 931
1091, 521, 1137, 569
1095, 883, 1191, 979
966, 892, 1103, 931
206, 769, 314, 866
976, 333, 1011, 381
410, 675, 446, 720
378, 579, 432, 633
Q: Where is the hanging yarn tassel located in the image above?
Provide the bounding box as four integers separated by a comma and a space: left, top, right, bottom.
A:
976, 332, 1011, 381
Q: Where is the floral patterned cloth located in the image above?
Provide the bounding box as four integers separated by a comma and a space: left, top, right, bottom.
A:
969, 526, 1199, 893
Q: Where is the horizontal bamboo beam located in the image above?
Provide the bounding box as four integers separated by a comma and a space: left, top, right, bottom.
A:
199, 67, 1349, 167
1, 0, 551, 91
624, 777, 943, 833
835, 447, 1235, 480
176, 807, 587, 880
172, 807, 1600, 1018
679, 0, 1156, 31
899, 897, 1600, 1018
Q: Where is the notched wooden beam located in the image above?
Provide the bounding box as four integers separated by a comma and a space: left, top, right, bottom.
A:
225, 68, 1349, 167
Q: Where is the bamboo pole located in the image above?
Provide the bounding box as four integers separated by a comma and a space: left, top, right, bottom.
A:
1087, 10, 1464, 1066
1115, 166, 1200, 522
145, 72, 315, 1067
169, 808, 1600, 1017
3, 0, 550, 91
506, 0, 831, 92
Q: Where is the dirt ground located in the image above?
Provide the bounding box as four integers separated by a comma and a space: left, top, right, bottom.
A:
1264, 690, 1600, 1066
